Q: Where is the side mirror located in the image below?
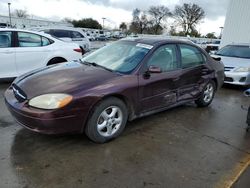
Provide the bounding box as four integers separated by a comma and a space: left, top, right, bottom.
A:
148, 65, 162, 73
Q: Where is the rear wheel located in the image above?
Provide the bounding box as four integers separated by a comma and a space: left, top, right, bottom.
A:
85, 97, 128, 143
195, 81, 216, 107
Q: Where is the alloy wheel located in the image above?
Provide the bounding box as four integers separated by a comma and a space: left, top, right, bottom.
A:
203, 83, 214, 103
97, 106, 123, 137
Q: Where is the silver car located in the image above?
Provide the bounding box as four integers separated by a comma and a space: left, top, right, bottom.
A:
213, 44, 250, 86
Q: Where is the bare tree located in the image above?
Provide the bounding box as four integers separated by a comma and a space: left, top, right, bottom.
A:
148, 5, 172, 34
14, 9, 29, 18
130, 8, 150, 34
174, 3, 205, 36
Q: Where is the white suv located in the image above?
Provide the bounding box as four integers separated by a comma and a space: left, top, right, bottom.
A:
0, 28, 82, 79
35, 27, 90, 53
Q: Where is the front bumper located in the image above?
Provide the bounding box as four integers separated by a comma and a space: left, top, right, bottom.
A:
224, 71, 250, 86
4, 87, 86, 134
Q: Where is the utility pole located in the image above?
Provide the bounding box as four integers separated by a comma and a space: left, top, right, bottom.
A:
8, 2, 12, 27
219, 27, 224, 39
102, 17, 106, 30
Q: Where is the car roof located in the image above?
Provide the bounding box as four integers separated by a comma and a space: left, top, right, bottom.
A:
227, 43, 250, 47
0, 28, 55, 39
29, 26, 83, 32
122, 37, 195, 46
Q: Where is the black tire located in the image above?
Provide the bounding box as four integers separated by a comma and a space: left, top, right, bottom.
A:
195, 80, 216, 107
47, 57, 67, 66
85, 97, 128, 143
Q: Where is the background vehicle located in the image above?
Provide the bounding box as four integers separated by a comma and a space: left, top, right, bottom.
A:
5, 38, 224, 143
86, 33, 95, 41
96, 34, 108, 41
0, 23, 8, 28
212, 43, 250, 86
0, 28, 82, 79
35, 27, 90, 53
206, 40, 221, 53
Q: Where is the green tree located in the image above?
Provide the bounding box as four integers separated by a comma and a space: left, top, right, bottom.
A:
71, 18, 102, 29
206, 32, 217, 38
119, 22, 127, 31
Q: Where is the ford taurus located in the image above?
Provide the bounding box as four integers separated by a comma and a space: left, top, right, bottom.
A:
5, 38, 224, 143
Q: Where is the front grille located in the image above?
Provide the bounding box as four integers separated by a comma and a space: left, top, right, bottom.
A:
224, 77, 233, 82
12, 84, 27, 102
224, 67, 235, 72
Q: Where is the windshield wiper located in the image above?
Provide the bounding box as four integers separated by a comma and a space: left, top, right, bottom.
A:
79, 59, 92, 65
89, 62, 114, 72
80, 59, 113, 72
215, 53, 225, 56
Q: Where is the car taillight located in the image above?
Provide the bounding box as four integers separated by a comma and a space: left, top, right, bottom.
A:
73, 48, 82, 53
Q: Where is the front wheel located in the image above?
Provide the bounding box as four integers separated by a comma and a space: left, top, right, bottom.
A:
85, 97, 128, 143
195, 81, 216, 107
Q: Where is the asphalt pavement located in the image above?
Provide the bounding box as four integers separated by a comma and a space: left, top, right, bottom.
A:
0, 82, 250, 188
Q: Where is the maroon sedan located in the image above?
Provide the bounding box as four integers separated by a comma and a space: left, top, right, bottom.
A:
5, 38, 224, 143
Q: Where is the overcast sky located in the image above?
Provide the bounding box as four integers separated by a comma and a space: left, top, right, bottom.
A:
0, 0, 230, 35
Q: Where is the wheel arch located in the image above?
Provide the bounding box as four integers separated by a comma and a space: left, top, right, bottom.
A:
81, 94, 135, 134
211, 78, 218, 90
100, 94, 135, 121
47, 57, 68, 66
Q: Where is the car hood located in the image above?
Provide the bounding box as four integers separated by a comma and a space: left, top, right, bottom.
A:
14, 61, 119, 99
212, 55, 250, 68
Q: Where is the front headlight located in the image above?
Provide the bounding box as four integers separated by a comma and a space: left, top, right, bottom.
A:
234, 67, 250, 72
29, 94, 73, 109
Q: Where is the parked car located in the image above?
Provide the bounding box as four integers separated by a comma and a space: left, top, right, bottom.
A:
5, 38, 224, 143
35, 27, 90, 53
0, 28, 82, 79
96, 34, 108, 41
0, 23, 8, 28
212, 43, 250, 86
86, 33, 95, 41
205, 40, 221, 53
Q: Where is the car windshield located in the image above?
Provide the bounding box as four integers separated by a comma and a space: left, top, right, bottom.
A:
81, 41, 151, 74
216, 45, 250, 59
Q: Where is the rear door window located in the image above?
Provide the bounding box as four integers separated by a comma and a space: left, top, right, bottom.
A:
179, 44, 205, 68
0, 31, 12, 48
18, 32, 42, 47
18, 32, 52, 47
42, 37, 52, 46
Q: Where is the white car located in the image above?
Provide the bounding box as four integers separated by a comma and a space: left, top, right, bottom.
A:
34, 27, 90, 52
212, 44, 250, 86
0, 28, 82, 79
86, 33, 95, 41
